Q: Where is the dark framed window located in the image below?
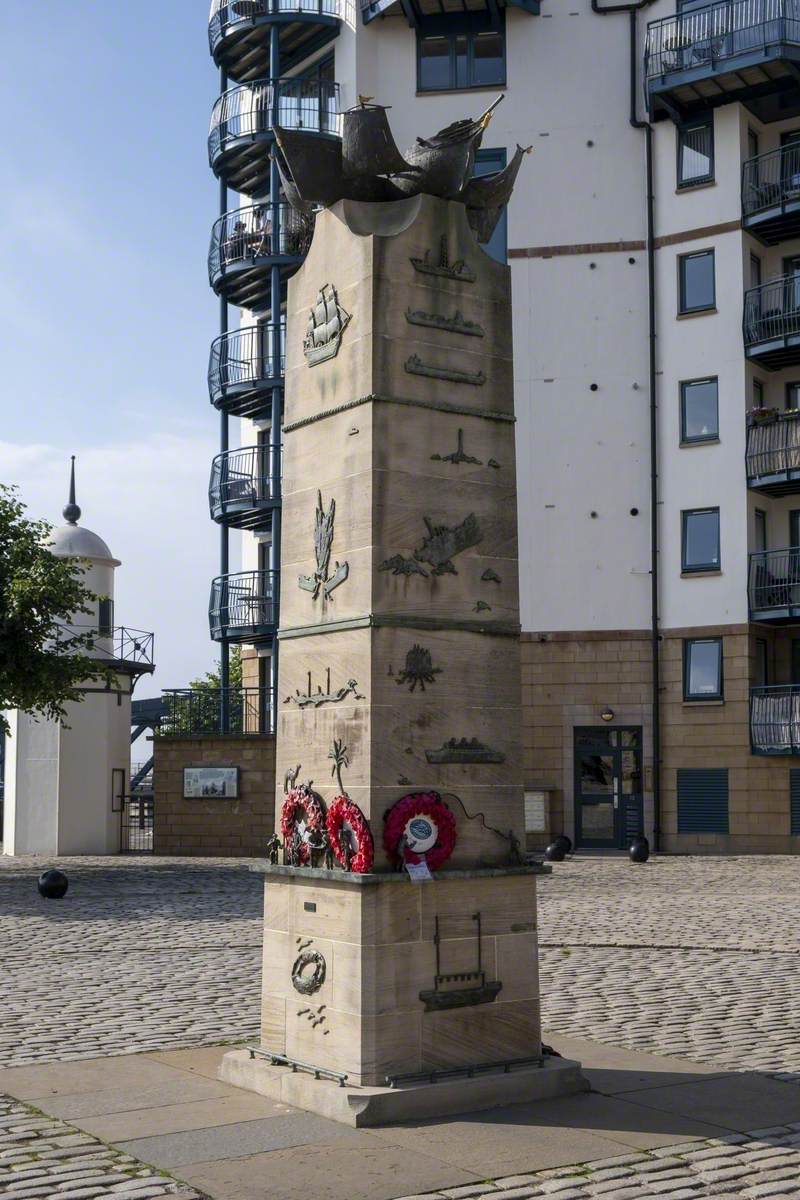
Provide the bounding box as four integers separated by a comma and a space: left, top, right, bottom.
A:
417, 15, 505, 92
474, 148, 507, 264
678, 249, 715, 314
682, 507, 721, 572
755, 637, 768, 686
98, 598, 114, 637
792, 638, 800, 685
677, 115, 714, 188
683, 637, 723, 700
748, 127, 760, 162
753, 378, 764, 410
787, 381, 800, 410
754, 507, 767, 554
750, 253, 762, 290
680, 377, 718, 442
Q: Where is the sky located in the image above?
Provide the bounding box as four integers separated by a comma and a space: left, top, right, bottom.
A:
0, 1, 231, 698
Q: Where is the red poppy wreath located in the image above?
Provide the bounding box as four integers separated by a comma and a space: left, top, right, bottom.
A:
280, 785, 325, 865
383, 791, 457, 872
326, 796, 374, 874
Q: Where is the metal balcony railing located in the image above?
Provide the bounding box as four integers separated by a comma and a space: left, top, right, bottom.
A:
54, 624, 155, 670
748, 547, 800, 617
742, 144, 800, 221
208, 323, 285, 416
750, 684, 800, 753
743, 275, 800, 352
160, 686, 275, 736
209, 0, 341, 55
645, 0, 800, 81
208, 203, 312, 289
209, 444, 283, 527
208, 77, 341, 163
746, 412, 800, 485
209, 569, 278, 641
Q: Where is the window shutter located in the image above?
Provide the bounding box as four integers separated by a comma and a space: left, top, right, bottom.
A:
677, 768, 729, 833
790, 769, 800, 836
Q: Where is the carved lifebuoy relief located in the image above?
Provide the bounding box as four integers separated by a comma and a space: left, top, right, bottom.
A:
291, 950, 327, 995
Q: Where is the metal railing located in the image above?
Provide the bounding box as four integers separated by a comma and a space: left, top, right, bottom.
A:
208, 445, 283, 516
54, 624, 155, 668
743, 275, 800, 350
748, 547, 800, 613
208, 203, 312, 285
208, 323, 285, 402
209, 569, 278, 640
209, 0, 341, 53
742, 144, 800, 219
746, 412, 800, 480
645, 0, 800, 81
208, 77, 341, 161
750, 684, 800, 752
160, 686, 275, 736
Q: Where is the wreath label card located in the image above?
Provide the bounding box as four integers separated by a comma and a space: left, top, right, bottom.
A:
405, 860, 433, 883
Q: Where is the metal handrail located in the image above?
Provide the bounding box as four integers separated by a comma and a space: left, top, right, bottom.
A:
748, 546, 800, 612
746, 411, 800, 479
208, 444, 283, 513
54, 624, 155, 667
208, 77, 341, 162
161, 685, 275, 736
743, 274, 800, 349
645, 0, 800, 81
208, 323, 285, 399
209, 569, 279, 638
209, 0, 341, 54
742, 144, 800, 219
208, 203, 312, 284
750, 684, 800, 753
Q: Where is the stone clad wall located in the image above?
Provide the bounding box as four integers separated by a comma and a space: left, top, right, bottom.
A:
153, 735, 275, 857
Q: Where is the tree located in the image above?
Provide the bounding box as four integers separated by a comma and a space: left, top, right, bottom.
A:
189, 645, 242, 691
0, 485, 107, 733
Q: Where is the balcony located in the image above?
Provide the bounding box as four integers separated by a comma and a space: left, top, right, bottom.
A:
209, 444, 282, 530
160, 686, 274, 736
750, 685, 800, 753
54, 624, 155, 678
209, 569, 278, 642
746, 411, 800, 492
743, 145, 800, 243
360, 0, 539, 24
749, 547, 800, 620
744, 276, 800, 369
208, 323, 284, 418
645, 1, 800, 120
210, 0, 341, 83
208, 77, 341, 195
208, 203, 312, 310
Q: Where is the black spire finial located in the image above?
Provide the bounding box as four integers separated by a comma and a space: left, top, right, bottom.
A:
63, 456, 81, 525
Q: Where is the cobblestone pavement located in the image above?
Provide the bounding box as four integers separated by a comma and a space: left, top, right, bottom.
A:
0, 1094, 201, 1200
395, 1126, 800, 1200
535, 856, 800, 1085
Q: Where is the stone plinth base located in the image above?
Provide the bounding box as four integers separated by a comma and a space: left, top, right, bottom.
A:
220, 1048, 588, 1126
253, 863, 551, 1089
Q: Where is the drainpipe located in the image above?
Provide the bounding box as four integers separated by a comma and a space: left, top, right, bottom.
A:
591, 0, 661, 850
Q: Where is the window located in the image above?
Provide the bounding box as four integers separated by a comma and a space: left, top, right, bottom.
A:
755, 637, 769, 686
677, 768, 729, 833
98, 598, 113, 637
792, 639, 800, 685
474, 148, 507, 264
680, 377, 718, 442
683, 638, 723, 700
678, 249, 715, 314
750, 253, 762, 290
754, 508, 767, 554
748, 127, 760, 162
682, 507, 721, 572
787, 381, 800, 410
677, 115, 713, 188
753, 378, 764, 410
418, 16, 505, 92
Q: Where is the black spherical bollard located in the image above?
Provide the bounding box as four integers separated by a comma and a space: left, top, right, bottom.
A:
629, 836, 650, 864
544, 841, 566, 862
553, 834, 573, 855
37, 869, 69, 900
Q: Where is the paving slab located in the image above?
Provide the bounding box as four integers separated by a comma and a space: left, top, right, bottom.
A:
28, 1074, 235, 1120
544, 1034, 727, 1096
145, 1046, 232, 1081
615, 1073, 800, 1133
177, 1133, 485, 1200
0, 1056, 190, 1102
73, 1091, 292, 1142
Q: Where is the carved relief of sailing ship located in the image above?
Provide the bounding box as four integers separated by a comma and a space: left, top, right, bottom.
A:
303, 284, 351, 366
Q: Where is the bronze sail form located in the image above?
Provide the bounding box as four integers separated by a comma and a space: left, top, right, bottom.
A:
462, 143, 533, 243
342, 103, 412, 180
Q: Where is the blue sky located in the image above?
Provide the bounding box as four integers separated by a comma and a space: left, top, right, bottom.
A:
0, 1, 229, 696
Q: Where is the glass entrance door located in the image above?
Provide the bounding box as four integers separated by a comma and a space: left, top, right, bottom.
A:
574, 727, 643, 849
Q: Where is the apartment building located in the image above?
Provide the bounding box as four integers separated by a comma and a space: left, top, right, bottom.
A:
205, 0, 800, 854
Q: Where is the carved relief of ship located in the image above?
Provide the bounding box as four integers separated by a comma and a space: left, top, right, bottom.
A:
303, 284, 350, 366
425, 737, 505, 764
405, 307, 484, 337
410, 235, 475, 283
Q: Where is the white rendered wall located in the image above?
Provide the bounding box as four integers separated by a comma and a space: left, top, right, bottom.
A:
2, 709, 60, 855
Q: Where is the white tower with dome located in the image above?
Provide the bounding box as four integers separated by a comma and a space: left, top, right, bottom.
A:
2, 460, 154, 856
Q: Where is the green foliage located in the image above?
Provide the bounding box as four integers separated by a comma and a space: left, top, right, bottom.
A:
189, 645, 242, 692
0, 485, 109, 733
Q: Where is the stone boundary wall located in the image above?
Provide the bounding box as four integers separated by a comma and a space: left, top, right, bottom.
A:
153, 735, 276, 857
